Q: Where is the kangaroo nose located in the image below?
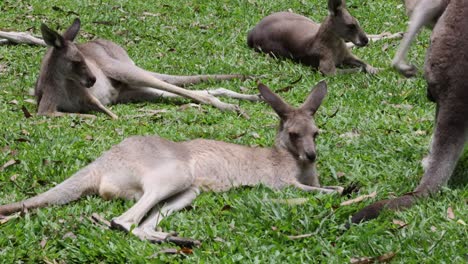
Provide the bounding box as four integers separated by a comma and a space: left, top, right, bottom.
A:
306, 152, 316, 162
86, 76, 96, 87
361, 36, 369, 46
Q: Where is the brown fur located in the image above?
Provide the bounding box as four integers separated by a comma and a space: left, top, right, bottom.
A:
247, 0, 377, 75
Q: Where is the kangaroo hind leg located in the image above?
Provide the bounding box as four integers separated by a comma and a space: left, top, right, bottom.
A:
131, 186, 200, 245
110, 162, 193, 233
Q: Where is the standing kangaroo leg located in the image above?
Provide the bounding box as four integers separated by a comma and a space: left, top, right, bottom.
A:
350, 105, 467, 224
392, 0, 443, 77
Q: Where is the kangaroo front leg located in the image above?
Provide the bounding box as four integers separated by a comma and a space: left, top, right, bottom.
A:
87, 94, 118, 119
392, 0, 444, 77
293, 182, 343, 194
342, 55, 379, 74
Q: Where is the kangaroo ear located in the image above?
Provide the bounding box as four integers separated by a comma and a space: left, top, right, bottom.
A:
301, 81, 328, 116
41, 23, 65, 49
328, 0, 344, 15
63, 18, 81, 41
258, 83, 291, 119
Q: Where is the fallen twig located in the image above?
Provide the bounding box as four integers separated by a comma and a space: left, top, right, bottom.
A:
0, 31, 46, 46
346, 32, 404, 49
340, 191, 377, 206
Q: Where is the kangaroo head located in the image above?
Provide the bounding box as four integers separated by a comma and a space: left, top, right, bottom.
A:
40, 18, 96, 88
259, 81, 327, 165
327, 0, 369, 47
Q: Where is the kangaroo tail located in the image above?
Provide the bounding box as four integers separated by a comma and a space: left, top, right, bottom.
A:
0, 167, 99, 216
347, 194, 416, 227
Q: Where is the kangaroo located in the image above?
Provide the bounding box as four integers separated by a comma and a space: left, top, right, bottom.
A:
0, 81, 343, 244
392, 0, 449, 77
35, 18, 260, 119
350, 0, 467, 224
247, 0, 378, 75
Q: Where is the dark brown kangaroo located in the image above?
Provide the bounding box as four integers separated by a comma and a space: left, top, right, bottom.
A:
350, 0, 467, 224
247, 0, 378, 75
35, 19, 259, 119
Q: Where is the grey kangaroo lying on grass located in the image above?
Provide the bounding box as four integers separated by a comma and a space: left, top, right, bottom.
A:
35, 18, 259, 119
247, 0, 378, 75
350, 0, 467, 224
0, 81, 343, 246
392, 0, 449, 77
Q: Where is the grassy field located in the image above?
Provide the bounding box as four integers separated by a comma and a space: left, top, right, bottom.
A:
0, 0, 466, 262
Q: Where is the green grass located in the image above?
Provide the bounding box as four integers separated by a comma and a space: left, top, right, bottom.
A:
0, 0, 467, 263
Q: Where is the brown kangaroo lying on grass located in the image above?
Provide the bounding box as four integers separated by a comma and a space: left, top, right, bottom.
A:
247, 0, 378, 75
0, 81, 343, 245
392, 0, 449, 77
350, 0, 467, 224
35, 18, 260, 119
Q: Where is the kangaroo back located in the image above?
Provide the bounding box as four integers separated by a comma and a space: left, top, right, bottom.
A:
0, 167, 98, 216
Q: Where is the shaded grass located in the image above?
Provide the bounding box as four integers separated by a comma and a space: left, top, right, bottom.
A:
0, 0, 467, 263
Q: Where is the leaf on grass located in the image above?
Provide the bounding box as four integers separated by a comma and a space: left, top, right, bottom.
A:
24, 98, 36, 104
447, 207, 455, 220
392, 219, 407, 228
221, 204, 233, 211
268, 198, 309, 205
430, 226, 437, 232
339, 131, 360, 139
89, 213, 111, 228
10, 174, 18, 181
21, 105, 32, 118
271, 226, 278, 231
340, 191, 377, 206
287, 233, 314, 240
9, 99, 18, 105
456, 219, 466, 226
0, 212, 20, 224
0, 63, 7, 73
40, 238, 47, 248
62, 232, 77, 240
337, 171, 346, 178
178, 103, 201, 111
350, 252, 396, 264
142, 11, 160, 17
155, 247, 193, 255
1, 159, 17, 171
85, 135, 93, 141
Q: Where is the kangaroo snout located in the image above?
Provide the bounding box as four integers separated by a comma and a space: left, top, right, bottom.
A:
305, 151, 317, 162
84, 76, 97, 88
354, 34, 369, 47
